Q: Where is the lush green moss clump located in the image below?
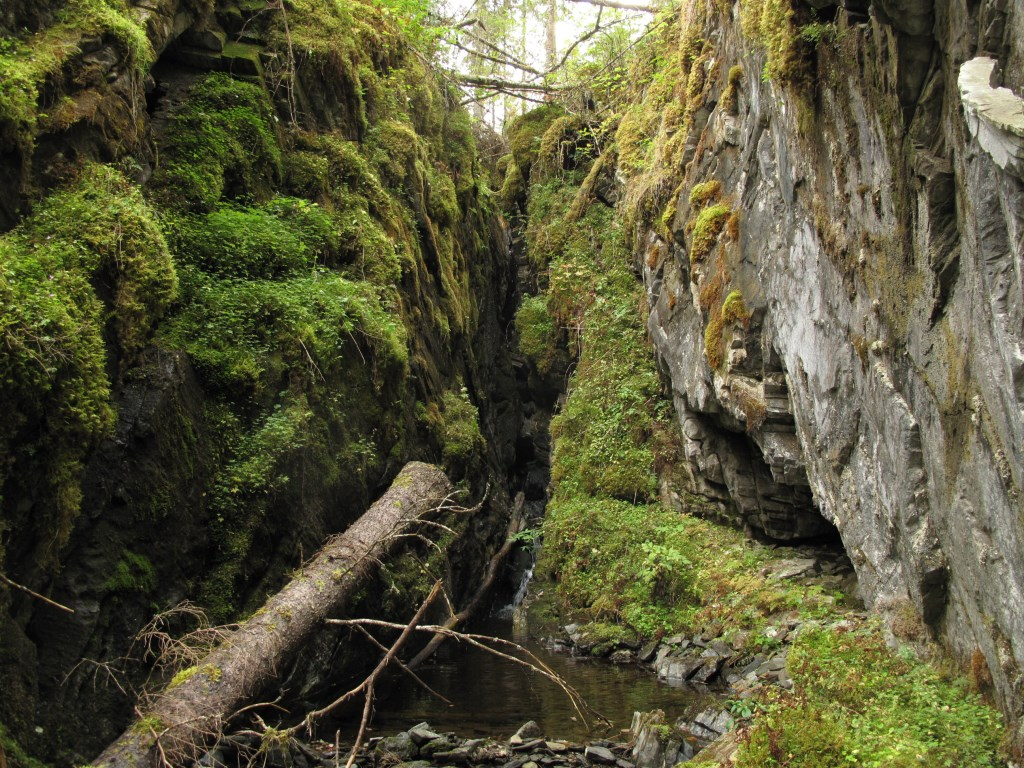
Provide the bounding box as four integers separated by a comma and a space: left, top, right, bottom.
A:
165, 198, 339, 279
704, 289, 750, 370
727, 622, 1005, 767
0, 164, 174, 568
689, 202, 732, 264
160, 268, 406, 398
514, 295, 558, 375
439, 388, 485, 472
0, 0, 152, 155
150, 73, 282, 212
104, 550, 157, 594
499, 105, 565, 211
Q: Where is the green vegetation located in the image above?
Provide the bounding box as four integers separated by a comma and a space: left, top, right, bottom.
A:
727, 621, 1005, 767
704, 289, 750, 370
104, 551, 157, 594
690, 202, 732, 265
438, 388, 485, 472
514, 295, 558, 375
0, 164, 174, 569
149, 73, 282, 212
738, 0, 805, 86
0, 0, 152, 157
0, 721, 50, 768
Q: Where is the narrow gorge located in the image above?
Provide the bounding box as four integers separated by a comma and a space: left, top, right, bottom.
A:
0, 0, 1022, 765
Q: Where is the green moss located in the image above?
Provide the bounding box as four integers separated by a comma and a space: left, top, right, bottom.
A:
721, 64, 744, 112
738, 0, 808, 87
104, 551, 157, 594
165, 198, 337, 279
167, 663, 221, 690
734, 622, 1006, 767
0, 720, 50, 768
0, 164, 175, 569
130, 715, 166, 737
149, 73, 281, 212
438, 388, 484, 473
162, 268, 406, 396
688, 180, 723, 208
704, 290, 749, 371
689, 202, 732, 264
615, 106, 656, 178
0, 0, 152, 158
514, 295, 558, 375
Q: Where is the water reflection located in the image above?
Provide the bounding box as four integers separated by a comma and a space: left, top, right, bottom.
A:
365, 616, 716, 742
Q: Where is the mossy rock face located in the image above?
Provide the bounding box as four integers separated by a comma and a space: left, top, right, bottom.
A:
0, 164, 174, 574
0, 0, 519, 759
149, 72, 282, 212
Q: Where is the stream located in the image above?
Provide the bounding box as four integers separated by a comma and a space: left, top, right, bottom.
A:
360, 612, 716, 743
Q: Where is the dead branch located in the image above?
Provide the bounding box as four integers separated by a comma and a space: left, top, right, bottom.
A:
324, 619, 608, 730
564, 0, 656, 12
0, 572, 74, 613
407, 493, 525, 670
292, 581, 444, 768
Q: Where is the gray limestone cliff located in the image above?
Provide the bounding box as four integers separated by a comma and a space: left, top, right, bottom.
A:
635, 0, 1024, 733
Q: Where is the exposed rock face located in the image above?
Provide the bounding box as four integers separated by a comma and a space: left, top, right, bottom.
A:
637, 0, 1024, 727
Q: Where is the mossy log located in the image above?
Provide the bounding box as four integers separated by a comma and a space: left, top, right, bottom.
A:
93, 462, 453, 768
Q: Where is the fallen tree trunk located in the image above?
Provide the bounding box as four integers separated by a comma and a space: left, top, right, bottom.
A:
94, 462, 453, 768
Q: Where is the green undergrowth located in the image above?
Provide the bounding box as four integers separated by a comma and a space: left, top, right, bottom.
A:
719, 621, 1006, 767
149, 73, 282, 212
0, 721, 49, 768
541, 495, 844, 638
0, 163, 174, 570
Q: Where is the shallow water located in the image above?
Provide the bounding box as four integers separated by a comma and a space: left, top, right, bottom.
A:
363, 614, 718, 743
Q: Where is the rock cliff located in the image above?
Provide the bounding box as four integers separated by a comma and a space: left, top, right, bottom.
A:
629, 0, 1024, 732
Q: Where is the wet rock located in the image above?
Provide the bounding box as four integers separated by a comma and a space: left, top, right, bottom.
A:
584, 746, 617, 764
514, 722, 544, 741
409, 726, 443, 747
689, 656, 724, 684
679, 708, 733, 743
421, 737, 459, 758
377, 733, 418, 761
511, 739, 545, 753
637, 641, 660, 663
545, 742, 568, 753
609, 649, 634, 664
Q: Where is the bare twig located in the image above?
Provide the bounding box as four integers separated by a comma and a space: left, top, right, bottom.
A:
0, 572, 74, 613
291, 581, 445, 767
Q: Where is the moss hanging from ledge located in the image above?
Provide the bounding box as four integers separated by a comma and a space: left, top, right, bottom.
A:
0, 0, 152, 160
0, 163, 174, 570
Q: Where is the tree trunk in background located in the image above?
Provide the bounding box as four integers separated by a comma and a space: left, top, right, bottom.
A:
93, 462, 453, 768
545, 0, 558, 74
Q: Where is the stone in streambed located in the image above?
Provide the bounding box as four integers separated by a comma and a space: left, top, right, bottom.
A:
409, 724, 442, 746
585, 746, 617, 764
420, 736, 458, 758
514, 721, 544, 740
377, 733, 419, 760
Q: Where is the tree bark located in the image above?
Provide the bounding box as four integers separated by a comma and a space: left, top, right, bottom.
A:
93, 462, 453, 768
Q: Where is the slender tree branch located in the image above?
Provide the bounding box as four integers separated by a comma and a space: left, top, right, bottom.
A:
0, 573, 74, 613
565, 0, 657, 12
